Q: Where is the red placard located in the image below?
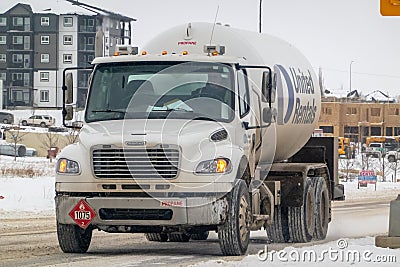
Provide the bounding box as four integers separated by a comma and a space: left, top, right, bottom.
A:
68, 199, 96, 229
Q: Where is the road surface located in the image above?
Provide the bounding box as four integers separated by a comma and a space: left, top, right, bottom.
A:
0, 198, 393, 267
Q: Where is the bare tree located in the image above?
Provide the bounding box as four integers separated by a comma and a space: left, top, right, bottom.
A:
7, 128, 27, 161
65, 128, 80, 146
40, 131, 59, 162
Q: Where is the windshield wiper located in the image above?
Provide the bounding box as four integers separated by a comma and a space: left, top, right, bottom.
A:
151, 107, 193, 112
91, 109, 126, 115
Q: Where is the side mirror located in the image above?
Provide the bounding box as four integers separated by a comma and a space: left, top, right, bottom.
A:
65, 73, 73, 104
262, 70, 271, 102
263, 107, 273, 124
65, 105, 74, 121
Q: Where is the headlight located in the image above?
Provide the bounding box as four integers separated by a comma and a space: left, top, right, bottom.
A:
195, 158, 231, 174
56, 158, 80, 174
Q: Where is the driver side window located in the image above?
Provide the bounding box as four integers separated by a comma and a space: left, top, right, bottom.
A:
237, 70, 250, 118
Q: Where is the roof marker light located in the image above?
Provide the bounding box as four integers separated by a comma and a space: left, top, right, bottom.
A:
162, 50, 167, 55
182, 51, 188, 55
141, 51, 147, 55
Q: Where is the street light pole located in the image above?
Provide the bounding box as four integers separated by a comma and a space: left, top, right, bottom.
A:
259, 0, 263, 33
349, 60, 354, 96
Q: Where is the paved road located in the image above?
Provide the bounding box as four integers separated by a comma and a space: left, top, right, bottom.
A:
0, 198, 392, 267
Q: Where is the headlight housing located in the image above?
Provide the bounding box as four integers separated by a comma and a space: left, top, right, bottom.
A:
56, 158, 80, 174
195, 158, 232, 174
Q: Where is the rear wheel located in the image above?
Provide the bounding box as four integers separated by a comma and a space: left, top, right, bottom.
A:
21, 120, 27, 126
2, 119, 8, 124
218, 179, 251, 256
265, 206, 290, 243
144, 233, 168, 242
191, 231, 209, 240
57, 223, 92, 253
313, 177, 330, 240
288, 177, 315, 243
40, 122, 46, 127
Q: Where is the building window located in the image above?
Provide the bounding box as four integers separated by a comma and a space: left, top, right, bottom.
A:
0, 36, 5, 45
63, 54, 72, 63
87, 37, 94, 45
41, 17, 49, 26
41, 54, 50, 63
0, 17, 6, 26
64, 17, 73, 27
388, 108, 399, 116
346, 107, 357, 115
88, 54, 94, 62
63, 35, 72, 45
40, 90, 49, 102
12, 54, 23, 63
371, 127, 381, 136
0, 72, 6, 80
41, 35, 50, 45
0, 54, 6, 62
88, 19, 95, 27
12, 73, 23, 81
12, 36, 23, 44
13, 17, 23, 26
40, 72, 49, 82
371, 108, 381, 117
322, 107, 332, 115
319, 125, 334, 134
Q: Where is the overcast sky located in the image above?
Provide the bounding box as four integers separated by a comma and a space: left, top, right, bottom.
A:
2, 0, 400, 96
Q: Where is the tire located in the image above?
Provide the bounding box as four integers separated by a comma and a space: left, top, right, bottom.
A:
265, 206, 290, 243
40, 122, 46, 127
218, 179, 251, 256
57, 223, 92, 253
388, 155, 396, 163
191, 231, 209, 240
287, 177, 315, 243
2, 119, 8, 124
145, 233, 168, 242
21, 120, 27, 126
168, 233, 190, 242
313, 177, 330, 240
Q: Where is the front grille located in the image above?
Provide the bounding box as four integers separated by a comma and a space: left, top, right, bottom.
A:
92, 147, 179, 179
99, 208, 173, 220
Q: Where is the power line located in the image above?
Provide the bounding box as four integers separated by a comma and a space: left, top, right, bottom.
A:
313, 67, 400, 79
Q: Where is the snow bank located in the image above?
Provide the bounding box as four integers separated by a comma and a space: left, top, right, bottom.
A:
192, 237, 400, 266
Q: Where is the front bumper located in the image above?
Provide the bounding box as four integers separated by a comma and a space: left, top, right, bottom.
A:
55, 194, 229, 227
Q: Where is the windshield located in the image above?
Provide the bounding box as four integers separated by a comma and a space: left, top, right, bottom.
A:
85, 61, 235, 123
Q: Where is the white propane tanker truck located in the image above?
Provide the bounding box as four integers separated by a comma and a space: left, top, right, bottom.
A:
56, 22, 344, 256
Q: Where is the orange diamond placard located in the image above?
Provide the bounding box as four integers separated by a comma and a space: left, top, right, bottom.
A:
381, 0, 400, 16
69, 199, 97, 229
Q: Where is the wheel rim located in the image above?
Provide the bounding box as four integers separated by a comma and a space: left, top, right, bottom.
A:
239, 195, 250, 243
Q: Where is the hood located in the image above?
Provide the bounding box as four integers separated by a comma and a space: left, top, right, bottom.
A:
79, 119, 232, 149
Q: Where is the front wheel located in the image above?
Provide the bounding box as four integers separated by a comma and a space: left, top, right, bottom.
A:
21, 120, 27, 126
57, 223, 92, 253
218, 179, 251, 256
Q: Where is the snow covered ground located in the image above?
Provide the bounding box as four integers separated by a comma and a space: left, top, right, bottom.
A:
0, 155, 399, 266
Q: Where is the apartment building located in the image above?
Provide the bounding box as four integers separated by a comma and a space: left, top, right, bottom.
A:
317, 98, 400, 143
0, 3, 135, 109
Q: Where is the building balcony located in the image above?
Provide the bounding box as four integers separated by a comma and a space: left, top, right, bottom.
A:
79, 25, 96, 33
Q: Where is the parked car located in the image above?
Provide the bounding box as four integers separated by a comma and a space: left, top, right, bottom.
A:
367, 142, 387, 157
387, 148, 400, 162
21, 115, 55, 127
0, 111, 14, 124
